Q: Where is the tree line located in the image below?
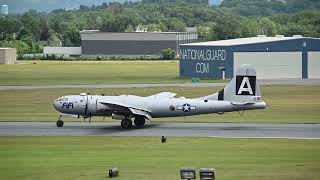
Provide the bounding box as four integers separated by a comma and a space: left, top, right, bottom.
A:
0, 0, 319, 54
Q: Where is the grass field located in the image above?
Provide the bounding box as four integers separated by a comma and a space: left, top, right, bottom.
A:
1, 61, 319, 180
0, 85, 319, 123
0, 137, 319, 180
0, 61, 224, 85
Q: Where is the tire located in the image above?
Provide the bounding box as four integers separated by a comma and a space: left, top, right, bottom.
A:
56, 119, 64, 127
121, 118, 132, 129
134, 117, 145, 127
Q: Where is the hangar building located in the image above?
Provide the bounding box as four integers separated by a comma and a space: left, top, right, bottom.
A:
179, 35, 320, 79
80, 30, 198, 56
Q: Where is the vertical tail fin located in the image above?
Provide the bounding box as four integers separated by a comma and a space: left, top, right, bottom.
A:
198, 64, 262, 103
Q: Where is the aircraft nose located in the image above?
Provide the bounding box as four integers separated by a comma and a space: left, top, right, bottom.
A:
53, 98, 60, 111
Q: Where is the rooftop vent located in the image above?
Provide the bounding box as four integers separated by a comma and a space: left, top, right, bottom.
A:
80, 30, 100, 34
257, 35, 266, 38
275, 35, 284, 38
293, 35, 303, 38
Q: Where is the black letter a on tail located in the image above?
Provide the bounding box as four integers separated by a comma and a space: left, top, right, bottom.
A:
236, 76, 256, 95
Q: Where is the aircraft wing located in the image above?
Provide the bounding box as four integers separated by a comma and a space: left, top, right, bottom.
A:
99, 101, 152, 119
129, 108, 152, 120
147, 92, 177, 99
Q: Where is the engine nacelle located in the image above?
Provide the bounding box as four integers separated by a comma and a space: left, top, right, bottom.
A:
112, 113, 125, 120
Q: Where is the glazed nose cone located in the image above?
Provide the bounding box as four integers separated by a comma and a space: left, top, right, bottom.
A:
53, 98, 60, 111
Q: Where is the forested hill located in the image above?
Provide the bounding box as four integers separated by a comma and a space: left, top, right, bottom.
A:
220, 0, 320, 16
0, 0, 139, 13
2, 0, 319, 14
0, 0, 319, 54
0, 0, 223, 13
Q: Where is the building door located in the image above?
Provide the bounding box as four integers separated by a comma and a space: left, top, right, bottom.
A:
234, 52, 302, 79
308, 52, 320, 79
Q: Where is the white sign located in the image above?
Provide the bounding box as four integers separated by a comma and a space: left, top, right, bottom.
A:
179, 48, 226, 61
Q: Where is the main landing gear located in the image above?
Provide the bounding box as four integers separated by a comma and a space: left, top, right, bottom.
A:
121, 116, 146, 129
121, 118, 132, 129
56, 115, 64, 127
134, 116, 145, 128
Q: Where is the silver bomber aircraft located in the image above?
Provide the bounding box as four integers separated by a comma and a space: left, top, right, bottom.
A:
53, 64, 266, 129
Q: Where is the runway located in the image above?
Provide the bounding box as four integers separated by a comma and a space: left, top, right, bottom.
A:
0, 122, 319, 139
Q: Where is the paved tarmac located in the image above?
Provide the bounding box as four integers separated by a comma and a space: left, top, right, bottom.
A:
0, 79, 319, 90
0, 122, 319, 139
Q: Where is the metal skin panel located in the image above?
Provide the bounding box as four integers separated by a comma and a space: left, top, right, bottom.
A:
44, 47, 82, 55
82, 40, 177, 55
81, 32, 178, 41
234, 52, 302, 79
232, 39, 304, 52
308, 52, 320, 79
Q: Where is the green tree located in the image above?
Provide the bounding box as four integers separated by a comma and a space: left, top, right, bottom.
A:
166, 18, 186, 32
17, 27, 32, 40
240, 18, 260, 37
20, 11, 42, 41
259, 17, 278, 36
126, 24, 135, 32
215, 14, 241, 40
39, 17, 51, 41
62, 25, 80, 47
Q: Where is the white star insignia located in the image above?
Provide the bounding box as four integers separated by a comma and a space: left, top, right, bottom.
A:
177, 103, 196, 112
183, 104, 190, 112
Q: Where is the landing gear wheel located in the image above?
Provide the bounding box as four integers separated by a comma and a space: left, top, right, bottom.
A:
134, 117, 145, 127
121, 118, 132, 129
56, 119, 64, 127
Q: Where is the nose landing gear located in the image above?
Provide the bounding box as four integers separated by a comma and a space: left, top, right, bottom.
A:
56, 116, 64, 127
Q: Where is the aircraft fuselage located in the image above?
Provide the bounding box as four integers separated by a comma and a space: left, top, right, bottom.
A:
54, 94, 266, 118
